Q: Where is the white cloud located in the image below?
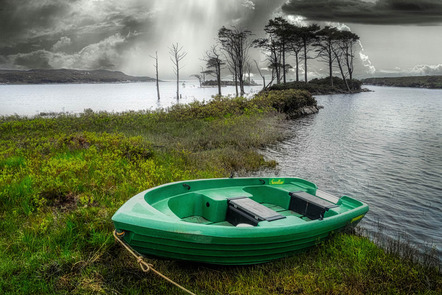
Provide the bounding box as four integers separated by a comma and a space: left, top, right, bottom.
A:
52, 37, 72, 52
358, 41, 376, 75
242, 0, 255, 10
411, 64, 442, 75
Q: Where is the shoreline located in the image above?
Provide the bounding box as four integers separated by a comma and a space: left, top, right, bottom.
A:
0, 91, 440, 294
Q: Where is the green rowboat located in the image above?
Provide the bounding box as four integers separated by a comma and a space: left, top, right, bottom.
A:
112, 177, 368, 265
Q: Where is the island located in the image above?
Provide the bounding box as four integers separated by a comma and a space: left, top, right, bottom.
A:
0, 69, 155, 84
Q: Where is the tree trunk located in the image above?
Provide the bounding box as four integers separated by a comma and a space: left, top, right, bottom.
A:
304, 41, 308, 83
155, 51, 160, 101
335, 52, 350, 92
176, 66, 180, 100
282, 43, 286, 84
329, 49, 333, 88
217, 64, 222, 96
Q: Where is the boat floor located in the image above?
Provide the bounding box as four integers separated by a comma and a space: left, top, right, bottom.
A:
181, 202, 311, 226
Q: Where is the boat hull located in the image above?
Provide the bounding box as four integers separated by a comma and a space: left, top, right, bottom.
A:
112, 177, 368, 265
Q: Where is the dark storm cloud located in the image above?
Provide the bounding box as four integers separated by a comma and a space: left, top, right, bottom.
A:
0, 0, 72, 44
0, 0, 154, 70
0, 0, 285, 73
282, 0, 442, 25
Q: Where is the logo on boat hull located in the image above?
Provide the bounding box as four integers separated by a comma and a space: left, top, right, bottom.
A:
270, 179, 284, 185
351, 215, 364, 223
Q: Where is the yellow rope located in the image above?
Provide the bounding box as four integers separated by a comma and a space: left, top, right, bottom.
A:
113, 230, 196, 295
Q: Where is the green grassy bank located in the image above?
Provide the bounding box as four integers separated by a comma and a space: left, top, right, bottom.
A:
0, 90, 440, 294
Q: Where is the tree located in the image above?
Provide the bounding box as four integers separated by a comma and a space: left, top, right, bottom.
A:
253, 59, 267, 90
253, 37, 281, 84
287, 25, 303, 82
315, 26, 339, 87
339, 30, 359, 82
218, 26, 252, 96
149, 51, 160, 100
204, 45, 224, 96
190, 74, 202, 87
263, 17, 293, 84
169, 43, 187, 100
299, 24, 320, 83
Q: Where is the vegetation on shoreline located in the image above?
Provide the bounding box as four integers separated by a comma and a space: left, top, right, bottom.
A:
362, 75, 442, 89
269, 76, 364, 94
1, 90, 440, 294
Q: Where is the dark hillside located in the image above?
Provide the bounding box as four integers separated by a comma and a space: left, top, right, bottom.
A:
0, 69, 155, 84
362, 76, 442, 88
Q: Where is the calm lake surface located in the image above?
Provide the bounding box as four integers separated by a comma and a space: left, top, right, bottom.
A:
1, 82, 441, 259
255, 86, 442, 259
0, 81, 261, 116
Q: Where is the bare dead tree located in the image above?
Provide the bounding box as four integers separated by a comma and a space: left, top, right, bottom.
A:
169, 43, 187, 100
190, 74, 202, 87
149, 51, 160, 100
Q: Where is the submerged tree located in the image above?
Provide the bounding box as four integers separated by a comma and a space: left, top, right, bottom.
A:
149, 51, 160, 100
169, 43, 187, 100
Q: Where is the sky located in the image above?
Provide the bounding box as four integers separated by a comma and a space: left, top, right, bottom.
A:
0, 0, 441, 79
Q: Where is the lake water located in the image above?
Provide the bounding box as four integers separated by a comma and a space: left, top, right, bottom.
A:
255, 86, 442, 260
1, 82, 441, 259
0, 81, 261, 116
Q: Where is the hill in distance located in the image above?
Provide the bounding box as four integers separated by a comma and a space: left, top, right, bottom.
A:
362, 75, 442, 89
0, 69, 156, 84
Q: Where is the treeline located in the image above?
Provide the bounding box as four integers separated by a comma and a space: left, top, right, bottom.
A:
362, 76, 442, 89
196, 17, 360, 96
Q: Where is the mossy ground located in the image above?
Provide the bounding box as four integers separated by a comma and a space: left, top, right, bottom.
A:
0, 91, 440, 294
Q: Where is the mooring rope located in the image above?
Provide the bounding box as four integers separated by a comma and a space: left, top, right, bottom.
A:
113, 230, 196, 295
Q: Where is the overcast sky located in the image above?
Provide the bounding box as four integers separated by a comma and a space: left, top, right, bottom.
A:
1, 0, 441, 79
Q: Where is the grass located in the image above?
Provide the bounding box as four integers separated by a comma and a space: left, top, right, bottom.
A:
0, 90, 440, 294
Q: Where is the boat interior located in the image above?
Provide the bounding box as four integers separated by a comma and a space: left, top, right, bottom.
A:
144, 180, 362, 227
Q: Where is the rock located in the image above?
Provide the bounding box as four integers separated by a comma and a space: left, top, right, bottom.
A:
286, 105, 319, 119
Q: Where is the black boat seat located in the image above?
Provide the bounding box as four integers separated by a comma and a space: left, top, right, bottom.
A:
289, 191, 338, 220
226, 197, 286, 226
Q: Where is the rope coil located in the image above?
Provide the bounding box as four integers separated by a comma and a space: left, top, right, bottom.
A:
113, 230, 196, 295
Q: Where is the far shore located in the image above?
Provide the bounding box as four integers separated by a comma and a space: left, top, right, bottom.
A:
362, 75, 442, 89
